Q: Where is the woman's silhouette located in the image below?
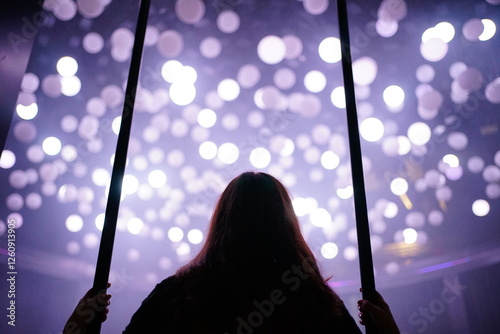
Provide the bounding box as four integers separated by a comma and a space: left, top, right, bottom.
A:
65, 172, 399, 333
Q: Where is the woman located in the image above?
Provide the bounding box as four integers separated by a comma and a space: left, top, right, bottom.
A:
65, 172, 399, 333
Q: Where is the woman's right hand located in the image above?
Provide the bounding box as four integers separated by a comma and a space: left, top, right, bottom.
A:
357, 289, 400, 334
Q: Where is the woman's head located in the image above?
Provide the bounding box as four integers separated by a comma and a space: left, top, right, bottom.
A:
190, 172, 317, 273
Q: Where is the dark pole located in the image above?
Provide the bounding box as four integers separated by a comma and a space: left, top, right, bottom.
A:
336, 0, 378, 333
88, 0, 150, 333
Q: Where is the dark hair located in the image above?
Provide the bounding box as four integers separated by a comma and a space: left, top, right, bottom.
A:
175, 172, 350, 332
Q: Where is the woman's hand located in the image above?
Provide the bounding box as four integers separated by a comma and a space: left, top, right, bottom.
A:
357, 289, 400, 334
63, 283, 112, 334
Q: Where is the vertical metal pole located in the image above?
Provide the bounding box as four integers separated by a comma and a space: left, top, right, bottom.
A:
336, 0, 378, 333
88, 0, 150, 333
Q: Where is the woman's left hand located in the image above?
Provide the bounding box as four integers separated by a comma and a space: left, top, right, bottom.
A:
63, 283, 112, 334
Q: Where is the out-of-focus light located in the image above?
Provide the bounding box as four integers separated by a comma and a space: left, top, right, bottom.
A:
161, 60, 183, 83
238, 64, 261, 89
376, 18, 399, 37
447, 132, 468, 150
21, 72, 39, 93
61, 76, 81, 96
249, 147, 271, 169
112, 116, 121, 135
428, 210, 444, 226
111, 27, 134, 49
479, 19, 496, 41
383, 85, 405, 107
83, 233, 99, 249
337, 185, 353, 199
247, 110, 264, 128
463, 18, 486, 41
57, 56, 78, 77
0, 150, 16, 169
422, 22, 455, 43
175, 0, 205, 24
443, 154, 459, 167
122, 174, 139, 195
127, 249, 140, 262
58, 184, 78, 202
199, 141, 217, 160
403, 228, 418, 244
407, 122, 431, 145
170, 83, 196, 106
483, 165, 500, 183
61, 115, 77, 134
273, 137, 295, 157
127, 217, 144, 235
217, 10, 240, 33
61, 145, 77, 162
330, 86, 346, 108
42, 74, 62, 97
42, 137, 62, 156
416, 64, 435, 83
420, 38, 448, 62
187, 229, 203, 244
397, 136, 412, 155
179, 66, 198, 84
66, 214, 83, 232
218, 142, 239, 164
83, 32, 104, 54
390, 178, 408, 195
200, 37, 221, 58
383, 202, 399, 218
148, 170, 167, 189
274, 68, 296, 90
352, 57, 378, 86
176, 242, 191, 256
304, 70, 327, 93
360, 117, 384, 142
343, 246, 358, 261
95, 213, 105, 231
168, 226, 184, 242
303, 0, 328, 15
217, 79, 240, 101
485, 77, 500, 103
258, 35, 286, 64
321, 151, 340, 170
321, 242, 339, 259
310, 208, 331, 227
472, 199, 490, 217
197, 108, 217, 128
221, 113, 239, 131
157, 30, 183, 58
66, 241, 80, 255
467, 156, 485, 173
254, 86, 284, 110
318, 37, 341, 63
6, 194, 23, 211
292, 197, 318, 217
16, 103, 38, 120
